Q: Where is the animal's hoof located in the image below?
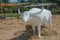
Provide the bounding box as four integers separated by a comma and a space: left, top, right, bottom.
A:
39, 35, 41, 37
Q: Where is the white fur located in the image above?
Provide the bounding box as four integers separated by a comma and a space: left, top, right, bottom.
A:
22, 8, 52, 37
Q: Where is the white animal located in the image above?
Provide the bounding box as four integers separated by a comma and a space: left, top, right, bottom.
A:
22, 8, 52, 37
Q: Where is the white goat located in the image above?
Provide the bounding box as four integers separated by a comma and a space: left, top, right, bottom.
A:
21, 8, 52, 37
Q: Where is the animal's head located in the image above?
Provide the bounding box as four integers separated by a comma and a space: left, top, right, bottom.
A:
22, 11, 30, 22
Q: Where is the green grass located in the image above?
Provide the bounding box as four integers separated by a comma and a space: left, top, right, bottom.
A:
0, 9, 60, 17
50, 9, 60, 12
6, 14, 18, 17
0, 13, 21, 17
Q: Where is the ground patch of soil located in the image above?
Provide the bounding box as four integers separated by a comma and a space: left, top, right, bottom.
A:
0, 15, 60, 40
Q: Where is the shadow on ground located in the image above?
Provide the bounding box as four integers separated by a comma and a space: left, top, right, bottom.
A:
10, 24, 57, 40
10, 25, 33, 40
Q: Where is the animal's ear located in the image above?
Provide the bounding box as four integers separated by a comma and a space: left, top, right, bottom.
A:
23, 12, 27, 15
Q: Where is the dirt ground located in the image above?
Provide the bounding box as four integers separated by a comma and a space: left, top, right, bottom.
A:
0, 15, 60, 40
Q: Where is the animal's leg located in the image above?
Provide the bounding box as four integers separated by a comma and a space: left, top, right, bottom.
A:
37, 23, 41, 37
32, 25, 36, 36
44, 21, 48, 27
